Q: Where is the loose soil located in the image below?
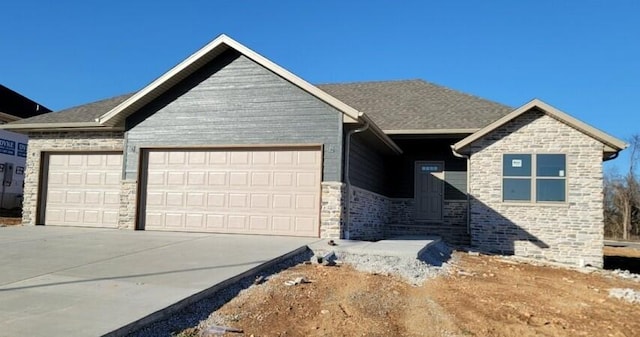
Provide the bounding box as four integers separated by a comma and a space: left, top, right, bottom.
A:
0, 216, 21, 226
181, 252, 640, 337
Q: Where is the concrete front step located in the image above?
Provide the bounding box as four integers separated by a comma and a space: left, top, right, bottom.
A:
385, 223, 470, 246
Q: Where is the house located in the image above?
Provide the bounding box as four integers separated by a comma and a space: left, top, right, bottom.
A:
0, 85, 51, 209
2, 35, 626, 268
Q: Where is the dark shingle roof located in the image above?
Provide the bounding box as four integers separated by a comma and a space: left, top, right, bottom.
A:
10, 93, 133, 125
317, 79, 513, 131
12, 80, 513, 131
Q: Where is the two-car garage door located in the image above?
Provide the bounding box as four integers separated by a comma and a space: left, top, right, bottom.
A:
140, 148, 322, 237
140, 148, 321, 237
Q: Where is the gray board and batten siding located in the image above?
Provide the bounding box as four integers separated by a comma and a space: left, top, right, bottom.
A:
348, 132, 389, 196
124, 49, 344, 181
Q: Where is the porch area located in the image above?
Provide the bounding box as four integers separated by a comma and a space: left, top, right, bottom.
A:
345, 136, 470, 246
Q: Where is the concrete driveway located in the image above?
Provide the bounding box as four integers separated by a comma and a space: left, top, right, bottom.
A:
0, 226, 318, 337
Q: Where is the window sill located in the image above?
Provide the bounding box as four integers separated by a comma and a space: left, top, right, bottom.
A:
501, 202, 569, 208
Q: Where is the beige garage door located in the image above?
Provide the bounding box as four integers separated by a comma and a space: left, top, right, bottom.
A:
142, 147, 321, 237
43, 153, 122, 228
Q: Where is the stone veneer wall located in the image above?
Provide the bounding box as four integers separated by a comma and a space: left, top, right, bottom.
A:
320, 182, 344, 239
23, 132, 124, 226
118, 180, 137, 229
387, 199, 469, 245
467, 111, 605, 267
347, 186, 388, 240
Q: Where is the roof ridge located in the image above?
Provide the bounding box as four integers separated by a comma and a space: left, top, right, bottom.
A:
318, 79, 512, 110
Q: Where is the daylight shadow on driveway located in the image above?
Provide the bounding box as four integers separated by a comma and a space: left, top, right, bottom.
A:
0, 260, 267, 292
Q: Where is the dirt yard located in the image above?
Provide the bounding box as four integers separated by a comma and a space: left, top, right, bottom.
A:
180, 251, 640, 337
0, 216, 21, 226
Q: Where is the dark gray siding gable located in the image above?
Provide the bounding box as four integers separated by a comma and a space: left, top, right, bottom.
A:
124, 50, 343, 181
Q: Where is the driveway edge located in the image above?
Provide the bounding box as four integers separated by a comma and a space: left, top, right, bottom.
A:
104, 245, 312, 337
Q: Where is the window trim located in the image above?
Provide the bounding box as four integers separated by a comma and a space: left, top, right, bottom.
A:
502, 153, 567, 204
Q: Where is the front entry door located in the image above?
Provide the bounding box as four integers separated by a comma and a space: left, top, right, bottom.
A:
415, 161, 444, 221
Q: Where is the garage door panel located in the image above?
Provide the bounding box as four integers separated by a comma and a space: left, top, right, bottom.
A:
84, 210, 100, 223
207, 193, 226, 207
296, 195, 317, 209
102, 211, 118, 224
186, 214, 204, 228
165, 213, 184, 227
229, 172, 248, 186
84, 191, 100, 204
208, 172, 227, 186
274, 151, 294, 164
251, 172, 270, 186
147, 172, 166, 185
43, 153, 121, 228
274, 172, 294, 187
68, 155, 83, 166
272, 216, 292, 231
65, 191, 82, 203
187, 171, 206, 185
166, 192, 184, 206
167, 172, 185, 185
143, 148, 320, 236
251, 194, 269, 208
229, 193, 248, 208
85, 172, 103, 185
295, 217, 315, 232
105, 172, 121, 185
297, 172, 317, 187
273, 194, 292, 208
67, 173, 83, 185
104, 192, 120, 205
206, 214, 225, 229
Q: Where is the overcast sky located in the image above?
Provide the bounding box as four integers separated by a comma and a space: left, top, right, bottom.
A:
2, 1, 638, 170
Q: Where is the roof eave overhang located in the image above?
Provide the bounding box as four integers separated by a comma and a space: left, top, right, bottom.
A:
359, 113, 403, 155
453, 98, 628, 156
98, 34, 361, 127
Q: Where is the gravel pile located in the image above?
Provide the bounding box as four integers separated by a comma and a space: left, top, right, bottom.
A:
609, 288, 640, 304
313, 240, 454, 285
611, 269, 640, 282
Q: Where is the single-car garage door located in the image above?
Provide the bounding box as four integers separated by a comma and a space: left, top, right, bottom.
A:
42, 152, 122, 227
141, 147, 321, 237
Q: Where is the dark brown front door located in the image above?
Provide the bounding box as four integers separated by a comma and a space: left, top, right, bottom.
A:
415, 161, 443, 221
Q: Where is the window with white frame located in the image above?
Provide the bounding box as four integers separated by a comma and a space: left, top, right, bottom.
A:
502, 154, 566, 202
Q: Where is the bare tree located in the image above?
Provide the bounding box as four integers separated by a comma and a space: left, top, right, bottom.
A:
609, 134, 640, 240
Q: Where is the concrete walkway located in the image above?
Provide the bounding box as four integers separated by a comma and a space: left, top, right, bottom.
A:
0, 226, 318, 337
308, 236, 444, 260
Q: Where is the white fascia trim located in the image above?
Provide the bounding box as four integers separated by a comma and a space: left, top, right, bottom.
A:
453, 98, 628, 153
98, 34, 361, 126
